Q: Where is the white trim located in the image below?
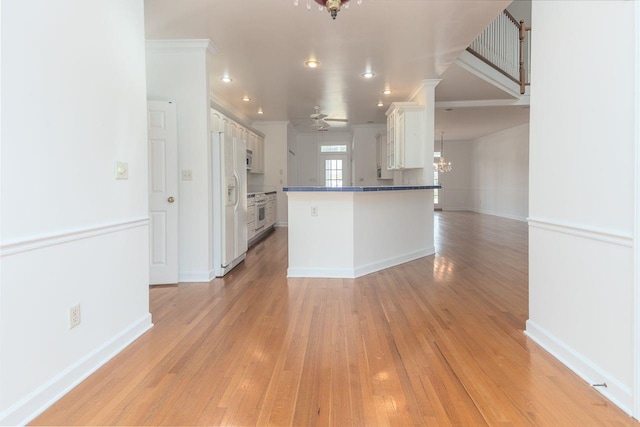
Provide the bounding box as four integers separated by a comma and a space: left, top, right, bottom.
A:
0, 314, 153, 426
528, 217, 633, 248
0, 218, 149, 257
287, 247, 435, 279
145, 39, 218, 55
436, 98, 530, 109
287, 267, 356, 279
275, 222, 288, 228
407, 79, 441, 104
455, 50, 522, 99
525, 320, 633, 415
473, 122, 530, 141
179, 271, 212, 283
353, 247, 435, 278
634, 0, 640, 417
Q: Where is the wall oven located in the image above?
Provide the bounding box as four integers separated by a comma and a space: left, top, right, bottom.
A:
255, 195, 266, 230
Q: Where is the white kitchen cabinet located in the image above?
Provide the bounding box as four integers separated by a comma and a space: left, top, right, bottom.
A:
247, 196, 256, 240
266, 192, 276, 227
376, 132, 393, 179
386, 102, 424, 170
249, 133, 264, 174
210, 109, 224, 132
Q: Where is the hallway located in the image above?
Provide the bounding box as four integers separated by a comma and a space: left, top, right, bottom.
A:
33, 212, 637, 426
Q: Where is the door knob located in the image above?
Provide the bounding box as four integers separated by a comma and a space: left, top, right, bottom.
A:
168, 196, 175, 203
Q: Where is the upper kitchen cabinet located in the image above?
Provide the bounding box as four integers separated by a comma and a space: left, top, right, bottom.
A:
386, 102, 425, 170
376, 132, 393, 179
248, 132, 264, 174
211, 107, 265, 174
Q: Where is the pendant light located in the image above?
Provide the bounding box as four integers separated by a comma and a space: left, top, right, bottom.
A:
436, 131, 452, 173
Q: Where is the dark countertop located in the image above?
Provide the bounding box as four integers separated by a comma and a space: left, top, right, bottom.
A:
283, 185, 440, 192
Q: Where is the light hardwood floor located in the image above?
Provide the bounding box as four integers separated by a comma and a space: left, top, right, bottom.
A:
32, 212, 638, 426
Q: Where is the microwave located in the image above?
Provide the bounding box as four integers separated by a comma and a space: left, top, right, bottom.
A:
246, 149, 253, 170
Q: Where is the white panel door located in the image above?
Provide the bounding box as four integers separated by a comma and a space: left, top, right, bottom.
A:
147, 100, 179, 285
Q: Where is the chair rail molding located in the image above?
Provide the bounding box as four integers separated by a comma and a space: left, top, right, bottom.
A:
528, 217, 633, 248
0, 217, 150, 257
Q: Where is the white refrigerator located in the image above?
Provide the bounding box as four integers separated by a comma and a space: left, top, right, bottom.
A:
211, 131, 247, 277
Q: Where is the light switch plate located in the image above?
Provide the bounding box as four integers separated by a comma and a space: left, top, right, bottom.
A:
182, 170, 193, 181
115, 161, 128, 180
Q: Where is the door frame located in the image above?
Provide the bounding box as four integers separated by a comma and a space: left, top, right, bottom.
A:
147, 100, 179, 285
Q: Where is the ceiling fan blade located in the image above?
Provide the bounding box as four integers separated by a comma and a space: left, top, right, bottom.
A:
310, 113, 328, 120
324, 118, 348, 123
312, 121, 331, 129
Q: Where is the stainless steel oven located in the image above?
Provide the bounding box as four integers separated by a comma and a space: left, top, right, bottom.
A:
255, 195, 266, 230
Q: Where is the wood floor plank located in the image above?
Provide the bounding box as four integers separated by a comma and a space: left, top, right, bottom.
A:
31, 212, 639, 426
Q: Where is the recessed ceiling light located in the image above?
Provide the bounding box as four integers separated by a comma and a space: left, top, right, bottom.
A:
242, 96, 251, 102
362, 71, 375, 78
257, 108, 264, 115
221, 76, 232, 83
305, 60, 320, 68
382, 89, 391, 95
445, 108, 454, 112
377, 101, 384, 107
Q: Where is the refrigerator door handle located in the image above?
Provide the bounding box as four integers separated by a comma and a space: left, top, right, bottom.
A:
233, 173, 240, 208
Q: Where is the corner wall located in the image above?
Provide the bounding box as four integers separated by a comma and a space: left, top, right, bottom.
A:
0, 1, 152, 424
527, 1, 637, 414
470, 124, 529, 221
145, 41, 213, 282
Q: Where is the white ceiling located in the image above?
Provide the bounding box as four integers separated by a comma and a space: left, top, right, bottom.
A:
144, 0, 529, 140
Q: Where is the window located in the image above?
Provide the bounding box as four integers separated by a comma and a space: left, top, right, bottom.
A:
325, 159, 343, 187
320, 145, 347, 153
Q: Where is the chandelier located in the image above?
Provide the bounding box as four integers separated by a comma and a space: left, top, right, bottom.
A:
435, 131, 452, 173
294, 0, 363, 20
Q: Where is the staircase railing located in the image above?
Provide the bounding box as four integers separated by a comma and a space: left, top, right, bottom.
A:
467, 10, 531, 94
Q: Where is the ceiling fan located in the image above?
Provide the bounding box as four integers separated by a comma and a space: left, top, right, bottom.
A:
293, 106, 348, 131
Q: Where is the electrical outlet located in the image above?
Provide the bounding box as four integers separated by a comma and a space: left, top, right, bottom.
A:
69, 304, 81, 329
311, 206, 318, 216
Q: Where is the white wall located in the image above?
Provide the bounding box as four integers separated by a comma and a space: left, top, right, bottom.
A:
436, 140, 473, 211
252, 122, 289, 226
0, 1, 152, 424
527, 1, 637, 414
352, 125, 389, 186
295, 132, 352, 186
145, 41, 213, 281
287, 123, 298, 186
470, 124, 529, 221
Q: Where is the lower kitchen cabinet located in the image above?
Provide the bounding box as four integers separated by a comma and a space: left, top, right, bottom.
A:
247, 191, 277, 246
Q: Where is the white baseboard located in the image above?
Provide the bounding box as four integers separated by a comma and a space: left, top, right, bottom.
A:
0, 314, 153, 426
179, 271, 212, 283
353, 247, 435, 278
287, 266, 356, 278
287, 247, 435, 279
525, 320, 633, 415
441, 207, 472, 212
275, 221, 288, 228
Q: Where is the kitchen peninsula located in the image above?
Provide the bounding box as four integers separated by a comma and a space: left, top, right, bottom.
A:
283, 185, 440, 278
